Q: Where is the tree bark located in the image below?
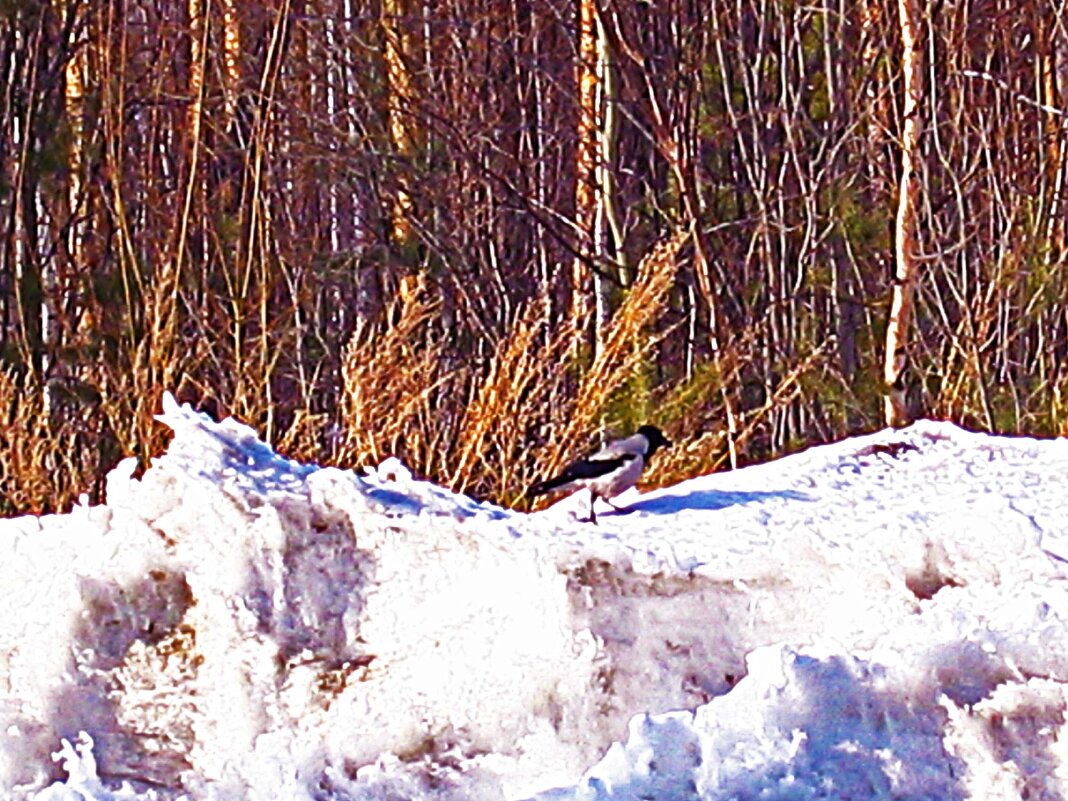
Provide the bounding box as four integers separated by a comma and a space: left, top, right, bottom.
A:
64, 0, 88, 310
884, 0, 924, 427
220, 0, 240, 131
381, 0, 415, 251
573, 0, 600, 345
1038, 12, 1065, 260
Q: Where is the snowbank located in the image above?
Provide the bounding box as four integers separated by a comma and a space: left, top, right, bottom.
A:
3, 395, 1068, 800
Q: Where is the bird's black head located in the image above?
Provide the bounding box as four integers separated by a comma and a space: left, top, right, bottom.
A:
637, 424, 672, 457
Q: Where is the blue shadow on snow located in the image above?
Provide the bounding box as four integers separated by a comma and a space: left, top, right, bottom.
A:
619, 487, 814, 516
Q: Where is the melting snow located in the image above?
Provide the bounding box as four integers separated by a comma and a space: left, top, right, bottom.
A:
3, 393, 1068, 799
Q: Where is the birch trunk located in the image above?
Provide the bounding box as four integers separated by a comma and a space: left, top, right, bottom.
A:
64, 0, 88, 309
884, 0, 924, 427
220, 0, 240, 131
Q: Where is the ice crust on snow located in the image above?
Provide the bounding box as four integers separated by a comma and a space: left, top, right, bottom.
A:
3, 394, 1068, 799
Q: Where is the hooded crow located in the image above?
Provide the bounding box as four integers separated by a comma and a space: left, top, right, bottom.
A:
527, 424, 672, 523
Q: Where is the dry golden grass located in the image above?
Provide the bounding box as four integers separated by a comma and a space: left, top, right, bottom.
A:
276, 408, 331, 461
336, 275, 457, 477
337, 279, 579, 503
0, 370, 116, 515
652, 339, 833, 487
334, 227, 692, 507
2, 227, 717, 514
0, 371, 56, 513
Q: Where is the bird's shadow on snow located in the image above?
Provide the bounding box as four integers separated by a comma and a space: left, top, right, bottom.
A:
618, 487, 814, 516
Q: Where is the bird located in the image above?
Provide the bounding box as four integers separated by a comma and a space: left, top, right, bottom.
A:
527, 425, 673, 523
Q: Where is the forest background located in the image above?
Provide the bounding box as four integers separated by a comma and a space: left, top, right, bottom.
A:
1, 0, 1065, 514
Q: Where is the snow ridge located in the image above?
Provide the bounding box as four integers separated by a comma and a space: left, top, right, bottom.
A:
3, 396, 1068, 799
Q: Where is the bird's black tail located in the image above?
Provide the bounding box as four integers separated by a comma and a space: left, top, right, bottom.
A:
527, 475, 569, 498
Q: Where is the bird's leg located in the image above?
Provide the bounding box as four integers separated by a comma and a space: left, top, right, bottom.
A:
587, 490, 598, 525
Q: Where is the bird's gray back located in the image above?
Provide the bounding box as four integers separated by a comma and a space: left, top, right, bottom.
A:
593, 432, 648, 461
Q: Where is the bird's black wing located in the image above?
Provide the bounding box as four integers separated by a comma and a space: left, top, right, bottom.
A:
559, 454, 635, 481
528, 454, 636, 497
